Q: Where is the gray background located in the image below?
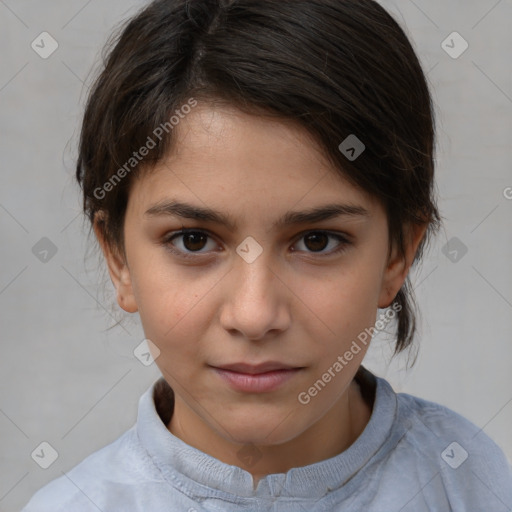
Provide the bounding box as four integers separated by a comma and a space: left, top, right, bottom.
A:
1, 1, 511, 510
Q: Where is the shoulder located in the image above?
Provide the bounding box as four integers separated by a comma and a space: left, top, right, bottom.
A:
396, 390, 508, 457
20, 426, 162, 512
387, 389, 512, 508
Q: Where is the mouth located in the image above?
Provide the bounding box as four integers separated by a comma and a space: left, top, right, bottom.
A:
209, 361, 305, 393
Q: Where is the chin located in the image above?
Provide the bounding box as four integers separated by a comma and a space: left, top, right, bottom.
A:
217, 412, 308, 447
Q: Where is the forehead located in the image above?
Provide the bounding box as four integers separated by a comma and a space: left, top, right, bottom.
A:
167, 102, 329, 171
128, 102, 379, 221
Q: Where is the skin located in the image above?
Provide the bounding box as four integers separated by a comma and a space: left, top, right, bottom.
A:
95, 102, 426, 487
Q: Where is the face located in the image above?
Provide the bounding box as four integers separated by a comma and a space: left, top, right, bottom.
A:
99, 102, 418, 450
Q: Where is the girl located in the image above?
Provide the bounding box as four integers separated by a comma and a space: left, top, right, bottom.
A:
22, 0, 512, 510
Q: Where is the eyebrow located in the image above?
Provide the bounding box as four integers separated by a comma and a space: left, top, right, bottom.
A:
144, 199, 369, 231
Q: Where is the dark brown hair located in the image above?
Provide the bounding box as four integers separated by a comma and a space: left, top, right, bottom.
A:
76, 0, 441, 357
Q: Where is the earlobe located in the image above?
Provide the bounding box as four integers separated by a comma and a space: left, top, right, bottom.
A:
378, 223, 428, 308
115, 266, 139, 314
93, 211, 138, 314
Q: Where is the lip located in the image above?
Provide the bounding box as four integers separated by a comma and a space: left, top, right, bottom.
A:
213, 361, 300, 374
210, 362, 304, 393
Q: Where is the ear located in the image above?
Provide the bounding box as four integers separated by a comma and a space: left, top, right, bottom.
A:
378, 222, 428, 308
93, 211, 138, 313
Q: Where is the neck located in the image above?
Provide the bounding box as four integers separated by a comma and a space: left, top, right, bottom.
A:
167, 375, 373, 484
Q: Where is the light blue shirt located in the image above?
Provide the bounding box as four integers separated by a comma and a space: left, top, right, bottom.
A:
21, 367, 512, 511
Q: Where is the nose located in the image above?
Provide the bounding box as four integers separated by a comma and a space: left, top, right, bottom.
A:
219, 250, 291, 341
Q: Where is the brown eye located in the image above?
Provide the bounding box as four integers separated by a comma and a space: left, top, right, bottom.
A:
293, 231, 350, 256
162, 228, 351, 261
303, 232, 329, 252
181, 232, 208, 252
163, 229, 218, 258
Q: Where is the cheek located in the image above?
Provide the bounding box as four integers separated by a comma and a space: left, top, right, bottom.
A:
135, 278, 207, 379
304, 262, 382, 336
130, 259, 219, 352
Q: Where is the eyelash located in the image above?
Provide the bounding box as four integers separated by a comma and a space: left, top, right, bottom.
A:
161, 227, 351, 260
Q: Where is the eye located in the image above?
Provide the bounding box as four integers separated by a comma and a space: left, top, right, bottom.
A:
162, 228, 350, 259
292, 231, 350, 256
162, 228, 218, 258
